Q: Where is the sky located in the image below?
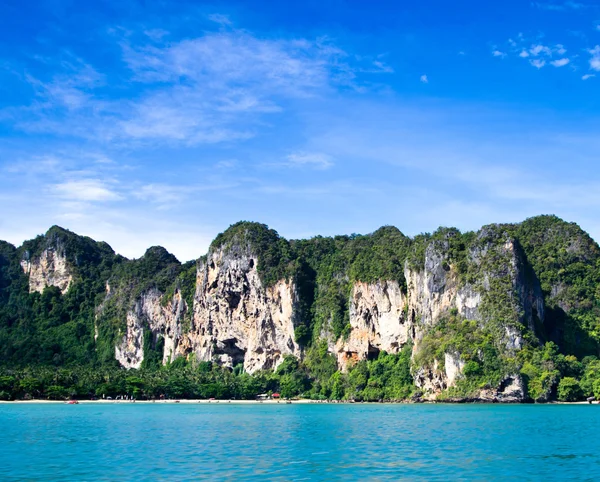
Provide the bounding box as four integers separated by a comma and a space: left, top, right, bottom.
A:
2, 0, 600, 261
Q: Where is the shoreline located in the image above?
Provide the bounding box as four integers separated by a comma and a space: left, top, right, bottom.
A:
0, 399, 597, 405
0, 399, 315, 405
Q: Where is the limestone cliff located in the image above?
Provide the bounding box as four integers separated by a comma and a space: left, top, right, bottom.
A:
20, 247, 72, 294
334, 227, 544, 400
115, 288, 187, 369
335, 281, 409, 370
407, 228, 544, 399
179, 244, 300, 374
5, 217, 598, 403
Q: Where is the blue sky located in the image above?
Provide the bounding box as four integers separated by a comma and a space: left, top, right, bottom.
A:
2, 0, 600, 260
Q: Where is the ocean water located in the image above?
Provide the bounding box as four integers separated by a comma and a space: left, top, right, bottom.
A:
1, 403, 599, 481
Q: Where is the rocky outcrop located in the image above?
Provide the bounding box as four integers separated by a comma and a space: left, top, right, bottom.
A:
407, 231, 544, 400
444, 351, 465, 386
115, 310, 145, 369
332, 230, 544, 401
414, 361, 447, 399
478, 375, 526, 403
412, 353, 465, 400
335, 281, 409, 370
177, 244, 300, 374
107, 226, 544, 403
115, 288, 187, 369
20, 247, 73, 294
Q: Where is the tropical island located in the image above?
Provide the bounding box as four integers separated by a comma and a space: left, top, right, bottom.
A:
1, 215, 599, 404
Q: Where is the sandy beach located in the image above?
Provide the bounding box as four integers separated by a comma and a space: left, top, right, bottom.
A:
0, 398, 320, 404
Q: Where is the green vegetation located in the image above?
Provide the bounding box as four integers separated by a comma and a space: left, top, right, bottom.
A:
0, 227, 184, 368
511, 215, 600, 356
0, 227, 122, 367
415, 312, 508, 398
0, 348, 416, 402
210, 221, 296, 287
1, 215, 600, 403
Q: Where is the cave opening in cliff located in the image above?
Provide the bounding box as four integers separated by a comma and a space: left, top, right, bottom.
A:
215, 338, 246, 366
367, 345, 380, 361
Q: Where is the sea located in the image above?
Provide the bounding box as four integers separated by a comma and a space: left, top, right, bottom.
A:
0, 403, 598, 480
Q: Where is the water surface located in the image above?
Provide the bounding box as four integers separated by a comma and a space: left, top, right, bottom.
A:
1, 403, 598, 480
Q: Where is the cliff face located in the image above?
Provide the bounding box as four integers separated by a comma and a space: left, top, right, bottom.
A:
333, 229, 545, 399
335, 280, 409, 370
20, 247, 72, 294
115, 288, 186, 369
180, 245, 300, 374
8, 217, 599, 402
408, 231, 544, 399
22, 223, 542, 399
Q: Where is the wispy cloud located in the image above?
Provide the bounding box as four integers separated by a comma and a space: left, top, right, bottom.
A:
550, 58, 571, 67
492, 50, 507, 58
284, 152, 334, 169
207, 13, 233, 26
582, 73, 595, 79
5, 24, 392, 148
532, 1, 587, 11
420, 74, 428, 83
53, 179, 122, 202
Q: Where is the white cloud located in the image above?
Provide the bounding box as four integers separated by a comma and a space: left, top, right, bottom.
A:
582, 73, 595, 80
9, 26, 392, 147
589, 46, 600, 71
519, 50, 530, 58
530, 44, 552, 56
53, 179, 122, 202
420, 74, 428, 83
492, 50, 507, 58
285, 152, 334, 169
550, 58, 570, 67
530, 59, 546, 69
555, 44, 567, 55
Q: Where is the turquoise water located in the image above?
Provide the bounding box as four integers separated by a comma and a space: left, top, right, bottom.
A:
1, 403, 599, 481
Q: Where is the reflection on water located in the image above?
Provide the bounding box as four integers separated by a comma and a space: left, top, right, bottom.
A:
1, 403, 600, 480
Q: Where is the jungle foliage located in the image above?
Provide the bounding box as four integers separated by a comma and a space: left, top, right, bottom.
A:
1, 215, 600, 402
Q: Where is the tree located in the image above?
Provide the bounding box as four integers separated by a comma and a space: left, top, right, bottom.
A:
557, 377, 583, 402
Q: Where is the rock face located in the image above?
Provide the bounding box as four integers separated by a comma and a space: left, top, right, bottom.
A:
176, 245, 300, 374
20, 247, 72, 294
335, 281, 409, 370
19, 223, 544, 401
8, 217, 600, 403
115, 288, 187, 369
331, 230, 544, 400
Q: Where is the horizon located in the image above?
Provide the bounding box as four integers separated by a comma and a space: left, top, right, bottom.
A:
2, 1, 600, 259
